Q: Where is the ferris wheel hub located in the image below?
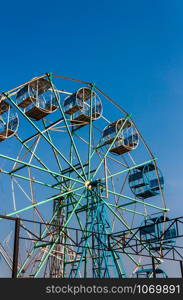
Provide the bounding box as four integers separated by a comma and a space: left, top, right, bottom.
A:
84, 180, 91, 189
84, 179, 104, 190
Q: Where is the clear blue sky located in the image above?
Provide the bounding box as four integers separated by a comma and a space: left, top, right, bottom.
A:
1, 0, 182, 215
0, 0, 182, 204
0, 0, 183, 275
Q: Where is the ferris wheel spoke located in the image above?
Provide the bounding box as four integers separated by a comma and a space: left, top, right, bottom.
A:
14, 133, 62, 184
0, 152, 83, 186
20, 117, 64, 144
103, 153, 129, 168
116, 173, 129, 205
47, 75, 88, 181
87, 85, 95, 181
11, 140, 41, 176
107, 202, 147, 217
104, 158, 157, 181
0, 186, 84, 220
41, 119, 70, 188
27, 166, 50, 236
1, 169, 61, 191
41, 120, 63, 174
107, 189, 167, 212
11, 176, 34, 214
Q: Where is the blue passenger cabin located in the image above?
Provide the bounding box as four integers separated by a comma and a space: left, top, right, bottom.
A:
63, 93, 83, 115
0, 100, 18, 142
102, 119, 139, 155
139, 215, 177, 251
128, 163, 164, 199
63, 87, 102, 125
134, 268, 168, 278
16, 78, 58, 121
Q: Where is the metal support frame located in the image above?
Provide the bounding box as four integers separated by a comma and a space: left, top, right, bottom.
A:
0, 215, 183, 277
109, 216, 183, 263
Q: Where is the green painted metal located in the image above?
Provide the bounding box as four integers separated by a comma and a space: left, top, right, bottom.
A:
3, 186, 84, 219
0, 169, 61, 190
107, 202, 148, 216
47, 75, 88, 181
68, 195, 138, 268
105, 158, 157, 180
34, 242, 55, 248
68, 186, 125, 278
0, 153, 83, 185
66, 194, 100, 275
107, 189, 168, 211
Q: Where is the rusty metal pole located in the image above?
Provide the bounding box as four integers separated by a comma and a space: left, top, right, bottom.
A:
152, 257, 156, 278
180, 261, 183, 278
12, 218, 20, 278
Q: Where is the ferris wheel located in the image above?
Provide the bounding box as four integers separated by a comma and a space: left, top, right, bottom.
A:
0, 73, 176, 278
